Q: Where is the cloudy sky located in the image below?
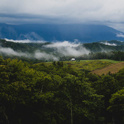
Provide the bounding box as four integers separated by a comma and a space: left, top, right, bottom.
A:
0, 0, 124, 31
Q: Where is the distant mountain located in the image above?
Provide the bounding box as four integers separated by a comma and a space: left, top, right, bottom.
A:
0, 23, 124, 42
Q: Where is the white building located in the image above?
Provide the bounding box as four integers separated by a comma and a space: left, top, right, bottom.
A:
71, 58, 76, 61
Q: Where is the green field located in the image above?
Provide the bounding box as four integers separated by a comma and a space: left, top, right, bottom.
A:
37, 59, 123, 75
63, 59, 120, 71
45, 59, 121, 71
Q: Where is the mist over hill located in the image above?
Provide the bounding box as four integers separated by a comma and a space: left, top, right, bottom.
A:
0, 39, 124, 61
0, 23, 124, 42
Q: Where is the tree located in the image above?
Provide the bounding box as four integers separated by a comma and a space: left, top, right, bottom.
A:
108, 88, 124, 124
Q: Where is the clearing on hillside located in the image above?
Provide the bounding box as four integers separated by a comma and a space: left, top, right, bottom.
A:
92, 62, 124, 75
64, 59, 119, 71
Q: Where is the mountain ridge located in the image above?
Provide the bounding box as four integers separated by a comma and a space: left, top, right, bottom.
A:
0, 39, 124, 61
0, 23, 124, 42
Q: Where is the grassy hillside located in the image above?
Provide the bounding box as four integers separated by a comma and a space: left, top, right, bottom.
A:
44, 59, 121, 72
64, 60, 112, 71
63, 59, 124, 75
92, 62, 124, 75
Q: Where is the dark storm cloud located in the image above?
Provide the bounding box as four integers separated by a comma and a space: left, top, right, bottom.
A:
0, 0, 124, 30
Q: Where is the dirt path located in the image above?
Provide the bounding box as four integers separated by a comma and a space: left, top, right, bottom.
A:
92, 62, 124, 75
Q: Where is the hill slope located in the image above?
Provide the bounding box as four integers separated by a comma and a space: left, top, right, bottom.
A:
0, 39, 124, 61
92, 62, 124, 75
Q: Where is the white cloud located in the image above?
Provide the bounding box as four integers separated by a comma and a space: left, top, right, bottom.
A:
56, 47, 90, 56
45, 41, 90, 56
116, 33, 124, 38
34, 51, 59, 61
45, 41, 80, 48
0, 47, 29, 57
101, 42, 117, 46
4, 38, 46, 43
0, 40, 90, 60
5, 39, 32, 43
1, 0, 124, 25
0, 46, 59, 60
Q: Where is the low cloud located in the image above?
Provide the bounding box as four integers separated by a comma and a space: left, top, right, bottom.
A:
46, 41, 80, 48
0, 40, 90, 61
5, 38, 45, 43
45, 41, 90, 57
57, 47, 89, 56
0, 47, 29, 57
34, 50, 59, 61
116, 33, 124, 38
0, 46, 59, 61
101, 41, 117, 46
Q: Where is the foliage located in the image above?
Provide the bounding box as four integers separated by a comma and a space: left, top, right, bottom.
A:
107, 88, 124, 124
0, 57, 124, 124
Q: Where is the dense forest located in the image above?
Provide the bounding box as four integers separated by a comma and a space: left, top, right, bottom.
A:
77, 51, 124, 61
0, 57, 124, 124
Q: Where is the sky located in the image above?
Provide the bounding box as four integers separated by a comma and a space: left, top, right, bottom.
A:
1, 0, 124, 31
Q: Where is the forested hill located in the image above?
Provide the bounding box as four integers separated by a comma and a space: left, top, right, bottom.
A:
0, 39, 124, 52
0, 57, 124, 124
0, 39, 49, 52
0, 39, 124, 61
0, 23, 124, 42
83, 40, 124, 52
